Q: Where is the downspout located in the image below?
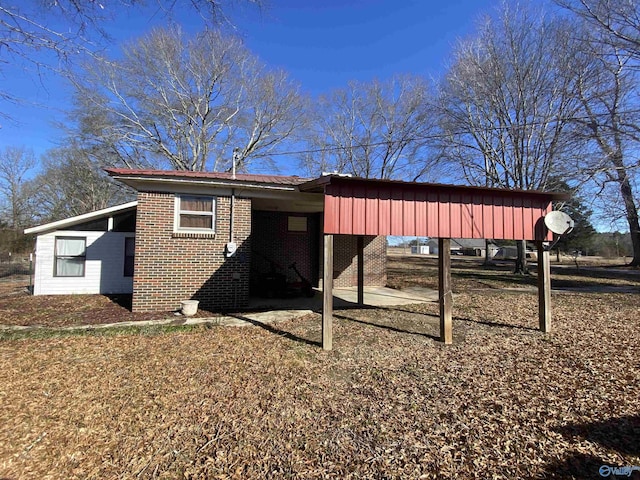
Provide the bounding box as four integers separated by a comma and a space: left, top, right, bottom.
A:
229, 148, 241, 309
229, 188, 235, 245
229, 148, 240, 246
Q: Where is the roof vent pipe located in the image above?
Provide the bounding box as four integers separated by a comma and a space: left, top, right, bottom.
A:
232, 148, 240, 180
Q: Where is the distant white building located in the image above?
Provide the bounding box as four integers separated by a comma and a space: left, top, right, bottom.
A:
425, 238, 499, 257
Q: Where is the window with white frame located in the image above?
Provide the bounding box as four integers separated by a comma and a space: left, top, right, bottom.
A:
175, 195, 216, 232
54, 237, 86, 277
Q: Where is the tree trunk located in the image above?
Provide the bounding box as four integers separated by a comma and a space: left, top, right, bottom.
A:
514, 240, 529, 274
483, 239, 492, 265
613, 154, 640, 266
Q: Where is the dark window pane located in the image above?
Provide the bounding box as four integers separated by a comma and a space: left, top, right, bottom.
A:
124, 237, 135, 277
65, 218, 109, 231
113, 211, 136, 232
180, 214, 212, 229
125, 237, 135, 256
181, 197, 213, 212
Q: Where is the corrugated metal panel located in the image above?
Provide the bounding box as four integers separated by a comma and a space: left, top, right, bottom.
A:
472, 195, 484, 238
323, 178, 555, 241
450, 193, 462, 238
503, 197, 514, 239
438, 193, 451, 238
352, 184, 366, 235
379, 187, 391, 235
415, 190, 427, 235
403, 189, 416, 236
365, 188, 379, 235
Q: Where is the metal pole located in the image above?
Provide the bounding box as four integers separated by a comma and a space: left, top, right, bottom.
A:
29, 253, 33, 294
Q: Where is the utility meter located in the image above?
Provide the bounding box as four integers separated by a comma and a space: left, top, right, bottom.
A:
225, 241, 237, 257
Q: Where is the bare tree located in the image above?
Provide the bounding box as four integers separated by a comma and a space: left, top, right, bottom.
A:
555, 0, 640, 58
305, 75, 438, 180
567, 37, 640, 264
553, 1, 640, 265
437, 4, 583, 272
0, 146, 36, 229
70, 26, 304, 172
0, 0, 264, 110
30, 145, 133, 222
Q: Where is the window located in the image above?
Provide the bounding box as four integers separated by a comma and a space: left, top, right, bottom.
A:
124, 237, 135, 277
175, 195, 216, 232
54, 237, 86, 277
288, 216, 308, 232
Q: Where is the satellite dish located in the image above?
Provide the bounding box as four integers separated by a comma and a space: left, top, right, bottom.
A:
544, 211, 575, 235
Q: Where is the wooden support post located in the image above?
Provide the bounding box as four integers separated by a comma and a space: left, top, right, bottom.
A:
357, 236, 364, 305
322, 234, 334, 351
536, 241, 551, 333
438, 238, 453, 344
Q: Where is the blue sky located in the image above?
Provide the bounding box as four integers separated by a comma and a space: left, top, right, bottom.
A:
0, 0, 498, 162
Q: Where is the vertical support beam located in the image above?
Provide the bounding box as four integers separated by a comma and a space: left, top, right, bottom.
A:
438, 238, 453, 344
357, 235, 364, 305
322, 234, 334, 351
536, 241, 551, 333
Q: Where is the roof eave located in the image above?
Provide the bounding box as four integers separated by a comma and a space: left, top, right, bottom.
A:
301, 175, 570, 201
24, 201, 138, 235
110, 174, 302, 192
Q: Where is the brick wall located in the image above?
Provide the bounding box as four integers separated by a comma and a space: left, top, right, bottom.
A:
132, 191, 251, 312
251, 211, 320, 287
333, 235, 387, 288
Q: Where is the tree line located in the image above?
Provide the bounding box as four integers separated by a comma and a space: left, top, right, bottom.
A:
1, 0, 639, 265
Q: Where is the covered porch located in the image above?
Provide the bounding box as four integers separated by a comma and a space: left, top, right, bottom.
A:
299, 175, 567, 350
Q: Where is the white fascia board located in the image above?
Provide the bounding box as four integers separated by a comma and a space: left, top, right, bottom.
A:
24, 201, 138, 235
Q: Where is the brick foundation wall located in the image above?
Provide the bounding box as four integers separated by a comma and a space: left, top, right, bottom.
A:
132, 192, 251, 313
333, 235, 387, 288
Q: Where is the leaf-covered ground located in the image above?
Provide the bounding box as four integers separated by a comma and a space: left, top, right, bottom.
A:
0, 258, 639, 479
0, 292, 222, 328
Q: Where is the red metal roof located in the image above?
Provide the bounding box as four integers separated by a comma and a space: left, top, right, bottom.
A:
106, 169, 566, 241
316, 176, 564, 241
105, 168, 311, 186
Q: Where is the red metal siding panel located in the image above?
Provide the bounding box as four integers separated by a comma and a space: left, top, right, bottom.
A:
522, 197, 534, 240
543, 202, 553, 241
339, 184, 353, 234
352, 184, 366, 235
450, 193, 462, 238
390, 187, 404, 236
324, 187, 341, 234
415, 190, 427, 236
378, 187, 391, 235
503, 197, 514, 239
513, 197, 524, 240
365, 189, 379, 235
427, 192, 439, 237
482, 196, 494, 240
322, 179, 555, 241
472, 195, 483, 238
403, 189, 416, 236
438, 192, 451, 238
462, 194, 474, 238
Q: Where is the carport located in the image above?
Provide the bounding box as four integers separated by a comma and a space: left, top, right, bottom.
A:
299, 176, 568, 350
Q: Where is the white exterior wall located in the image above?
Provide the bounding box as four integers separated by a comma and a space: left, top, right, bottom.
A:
33, 230, 134, 295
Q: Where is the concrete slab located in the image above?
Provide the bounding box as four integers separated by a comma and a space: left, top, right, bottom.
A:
248, 286, 437, 311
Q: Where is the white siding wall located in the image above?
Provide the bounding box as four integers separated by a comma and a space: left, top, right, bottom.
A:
33, 231, 134, 295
